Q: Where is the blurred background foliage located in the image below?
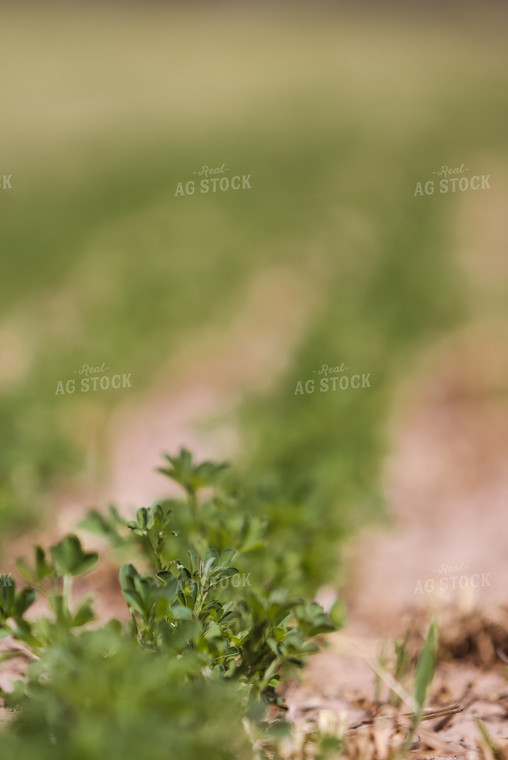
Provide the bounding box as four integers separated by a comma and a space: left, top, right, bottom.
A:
0, 2, 507, 594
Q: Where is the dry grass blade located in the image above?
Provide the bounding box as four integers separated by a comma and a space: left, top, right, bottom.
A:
347, 704, 464, 733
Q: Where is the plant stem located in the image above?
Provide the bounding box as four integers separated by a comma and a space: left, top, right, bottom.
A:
63, 574, 73, 615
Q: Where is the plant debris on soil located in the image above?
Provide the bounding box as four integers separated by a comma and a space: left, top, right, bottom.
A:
283, 603, 508, 759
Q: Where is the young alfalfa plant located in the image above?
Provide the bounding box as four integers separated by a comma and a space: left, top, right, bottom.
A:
0, 534, 98, 651
79, 449, 267, 577
1, 626, 253, 760
0, 449, 342, 760
87, 449, 342, 700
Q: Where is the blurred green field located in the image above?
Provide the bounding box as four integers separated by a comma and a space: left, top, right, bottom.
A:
1, 5, 507, 591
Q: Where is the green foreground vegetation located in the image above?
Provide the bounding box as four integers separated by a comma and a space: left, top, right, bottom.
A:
0, 449, 443, 760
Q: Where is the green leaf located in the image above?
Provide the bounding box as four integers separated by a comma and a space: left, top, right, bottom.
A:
35, 546, 54, 581
211, 567, 239, 581
170, 605, 193, 620
119, 565, 146, 615
72, 599, 95, 627
14, 558, 33, 584
0, 574, 14, 590
75, 553, 99, 576
160, 578, 179, 604
157, 570, 174, 583
14, 587, 36, 618
414, 620, 438, 713
166, 618, 201, 649
204, 548, 219, 563
222, 646, 240, 660
50, 535, 98, 577
188, 551, 199, 574
329, 600, 346, 628
219, 548, 237, 567
15, 546, 53, 584
78, 510, 116, 539
119, 564, 138, 588
122, 590, 145, 616
0, 581, 15, 618
219, 610, 239, 624
204, 621, 222, 641
158, 449, 229, 493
